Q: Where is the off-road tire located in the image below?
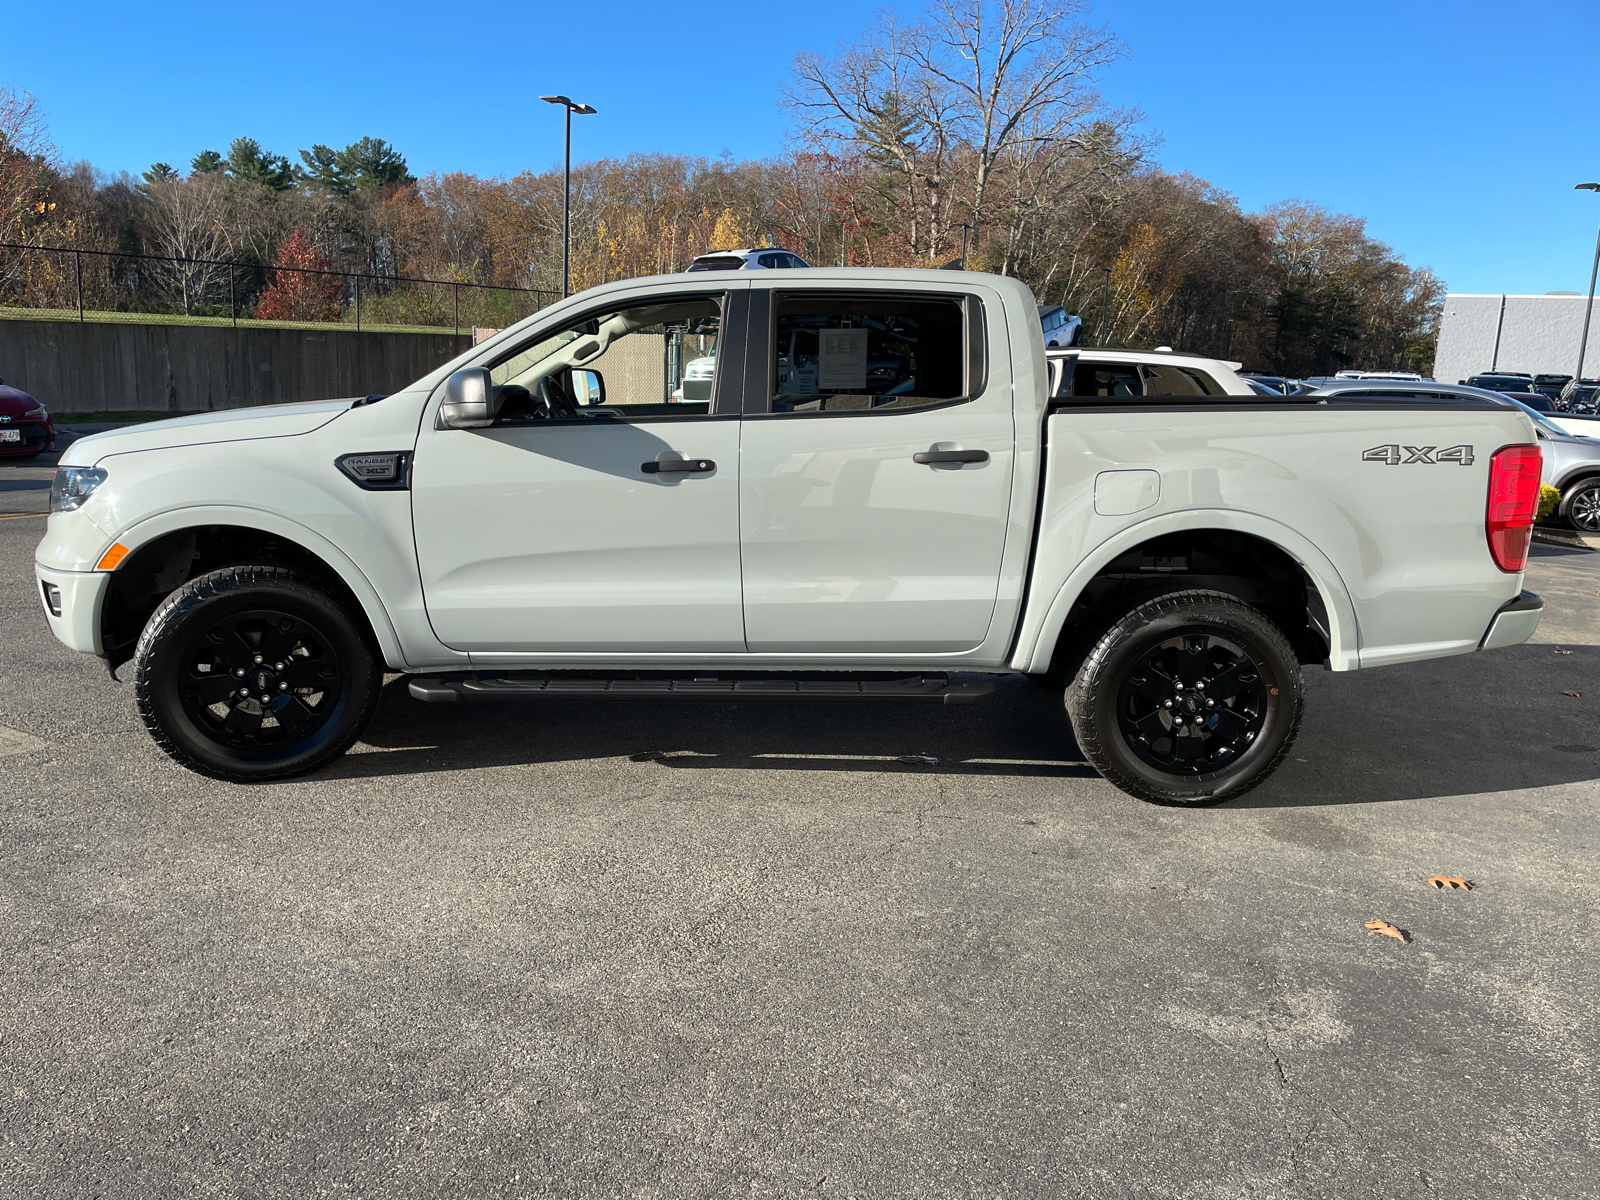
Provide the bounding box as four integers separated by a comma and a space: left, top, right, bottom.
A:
132, 565, 382, 781
1066, 589, 1303, 806
1559, 476, 1600, 533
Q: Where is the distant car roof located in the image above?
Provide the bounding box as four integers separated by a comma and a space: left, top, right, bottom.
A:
1063, 347, 1245, 371
1304, 380, 1523, 407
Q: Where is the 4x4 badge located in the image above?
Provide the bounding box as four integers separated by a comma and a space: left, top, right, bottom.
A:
1362, 444, 1474, 466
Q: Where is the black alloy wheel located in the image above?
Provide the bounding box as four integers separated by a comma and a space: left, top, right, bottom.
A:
1561, 477, 1600, 533
1066, 590, 1303, 806
1116, 632, 1269, 775
133, 565, 382, 781
176, 609, 343, 750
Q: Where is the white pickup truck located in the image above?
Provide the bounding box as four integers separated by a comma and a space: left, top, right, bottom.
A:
36, 270, 1546, 804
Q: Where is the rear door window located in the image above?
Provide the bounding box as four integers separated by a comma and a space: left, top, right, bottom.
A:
765, 293, 973, 413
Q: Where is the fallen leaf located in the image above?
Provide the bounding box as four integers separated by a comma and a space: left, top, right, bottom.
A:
1428, 876, 1473, 890
1563, 691, 1583, 698
629, 751, 667, 762
1365, 920, 1409, 944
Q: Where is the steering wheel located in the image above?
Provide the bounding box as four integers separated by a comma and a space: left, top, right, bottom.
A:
538, 372, 581, 419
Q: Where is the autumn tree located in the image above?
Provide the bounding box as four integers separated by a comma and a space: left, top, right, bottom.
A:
786, 0, 1130, 262
0, 86, 57, 245
141, 173, 232, 313
254, 228, 342, 321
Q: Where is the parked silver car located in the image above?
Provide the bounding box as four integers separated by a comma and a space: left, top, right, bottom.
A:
1302, 379, 1600, 531
686, 248, 810, 271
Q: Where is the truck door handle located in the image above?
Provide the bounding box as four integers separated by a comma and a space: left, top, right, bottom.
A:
913, 449, 989, 465
642, 458, 716, 474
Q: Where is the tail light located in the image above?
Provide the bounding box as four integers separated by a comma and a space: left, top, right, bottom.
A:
1486, 444, 1541, 572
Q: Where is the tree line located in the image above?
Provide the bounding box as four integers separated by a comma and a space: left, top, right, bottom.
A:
0, 0, 1442, 375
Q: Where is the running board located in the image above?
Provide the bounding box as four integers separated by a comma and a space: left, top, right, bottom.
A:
408, 671, 996, 705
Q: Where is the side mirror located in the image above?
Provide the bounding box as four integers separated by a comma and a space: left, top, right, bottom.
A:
571, 369, 605, 406
438, 367, 495, 429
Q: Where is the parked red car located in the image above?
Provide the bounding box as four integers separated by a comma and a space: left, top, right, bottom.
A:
0, 378, 54, 459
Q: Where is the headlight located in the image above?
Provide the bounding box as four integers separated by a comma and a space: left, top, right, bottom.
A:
23, 405, 47, 421
50, 466, 107, 513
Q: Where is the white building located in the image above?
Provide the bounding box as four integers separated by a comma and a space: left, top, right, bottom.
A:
1434, 293, 1600, 384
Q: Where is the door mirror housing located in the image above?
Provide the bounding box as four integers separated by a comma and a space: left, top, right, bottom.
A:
571, 368, 605, 406
439, 367, 495, 429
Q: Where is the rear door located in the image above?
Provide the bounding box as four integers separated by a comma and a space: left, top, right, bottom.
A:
737, 284, 1015, 653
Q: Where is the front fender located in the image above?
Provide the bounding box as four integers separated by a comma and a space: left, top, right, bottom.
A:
99, 503, 411, 669
1010, 509, 1362, 674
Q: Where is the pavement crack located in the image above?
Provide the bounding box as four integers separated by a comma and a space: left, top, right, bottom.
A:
1264, 1032, 1289, 1088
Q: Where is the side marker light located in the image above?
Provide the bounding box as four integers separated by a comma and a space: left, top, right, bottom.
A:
96, 543, 130, 571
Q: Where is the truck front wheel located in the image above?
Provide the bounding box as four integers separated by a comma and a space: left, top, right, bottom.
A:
1065, 590, 1302, 806
132, 565, 382, 782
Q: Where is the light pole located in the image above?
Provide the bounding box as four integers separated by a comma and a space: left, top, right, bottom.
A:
539, 94, 597, 299
1574, 182, 1600, 387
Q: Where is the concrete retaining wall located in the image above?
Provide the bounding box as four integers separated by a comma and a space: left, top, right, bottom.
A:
1435, 294, 1600, 385
0, 318, 472, 413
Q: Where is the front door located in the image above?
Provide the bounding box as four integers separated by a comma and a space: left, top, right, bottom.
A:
738, 286, 1015, 654
412, 288, 748, 654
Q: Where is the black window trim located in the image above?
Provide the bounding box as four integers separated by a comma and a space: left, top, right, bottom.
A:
742, 287, 988, 418
479, 287, 745, 426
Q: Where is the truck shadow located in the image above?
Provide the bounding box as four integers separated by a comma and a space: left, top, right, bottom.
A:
333, 643, 1600, 806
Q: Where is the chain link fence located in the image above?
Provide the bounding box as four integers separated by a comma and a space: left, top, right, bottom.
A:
0, 242, 556, 335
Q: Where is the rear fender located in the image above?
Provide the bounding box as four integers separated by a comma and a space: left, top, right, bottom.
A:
1012, 509, 1361, 674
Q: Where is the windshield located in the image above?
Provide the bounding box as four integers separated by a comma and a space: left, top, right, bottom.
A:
1512, 399, 1572, 437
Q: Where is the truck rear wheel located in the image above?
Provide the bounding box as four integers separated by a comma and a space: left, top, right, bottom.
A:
1065, 590, 1302, 806
132, 565, 382, 782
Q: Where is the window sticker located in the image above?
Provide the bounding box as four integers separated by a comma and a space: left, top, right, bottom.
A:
778, 361, 818, 395
818, 328, 868, 390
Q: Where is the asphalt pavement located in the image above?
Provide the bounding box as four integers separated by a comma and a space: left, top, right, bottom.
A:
1, 444, 1596, 1199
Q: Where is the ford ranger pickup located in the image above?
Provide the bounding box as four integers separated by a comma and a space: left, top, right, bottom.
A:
36, 270, 1546, 804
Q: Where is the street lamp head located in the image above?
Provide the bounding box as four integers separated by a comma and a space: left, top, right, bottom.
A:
540, 95, 597, 115
1577, 182, 1600, 191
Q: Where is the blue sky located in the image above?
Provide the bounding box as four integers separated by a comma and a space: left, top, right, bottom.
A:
4, 0, 1597, 294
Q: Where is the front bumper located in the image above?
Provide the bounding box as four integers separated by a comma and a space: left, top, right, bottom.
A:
0, 420, 52, 454
1479, 590, 1543, 651
34, 564, 109, 655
